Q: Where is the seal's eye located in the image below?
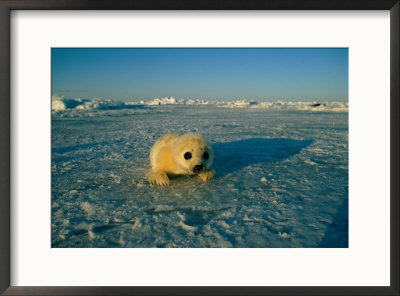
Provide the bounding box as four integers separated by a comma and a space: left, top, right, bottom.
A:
184, 152, 192, 160
203, 151, 209, 160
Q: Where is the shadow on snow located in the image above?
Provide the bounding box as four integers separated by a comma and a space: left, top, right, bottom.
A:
212, 138, 313, 176
318, 197, 349, 248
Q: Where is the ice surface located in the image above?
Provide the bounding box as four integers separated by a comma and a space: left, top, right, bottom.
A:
51, 100, 348, 248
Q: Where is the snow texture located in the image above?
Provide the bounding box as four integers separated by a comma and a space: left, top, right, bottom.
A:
52, 98, 348, 248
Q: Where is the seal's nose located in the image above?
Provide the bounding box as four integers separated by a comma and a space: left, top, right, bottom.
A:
193, 165, 203, 173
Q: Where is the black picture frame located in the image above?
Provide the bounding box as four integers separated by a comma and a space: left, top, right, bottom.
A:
0, 1, 398, 295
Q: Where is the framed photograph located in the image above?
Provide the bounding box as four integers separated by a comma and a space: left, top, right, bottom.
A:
1, 1, 398, 295
50, 47, 349, 249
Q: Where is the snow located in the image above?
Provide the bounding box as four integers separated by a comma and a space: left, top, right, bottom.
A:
51, 98, 348, 248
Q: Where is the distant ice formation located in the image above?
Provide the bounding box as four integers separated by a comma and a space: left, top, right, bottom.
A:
52, 95, 348, 112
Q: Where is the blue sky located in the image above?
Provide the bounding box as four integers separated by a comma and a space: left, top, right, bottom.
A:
51, 48, 348, 102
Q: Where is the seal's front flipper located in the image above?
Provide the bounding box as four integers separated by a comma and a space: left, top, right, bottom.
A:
148, 171, 170, 186
198, 169, 215, 182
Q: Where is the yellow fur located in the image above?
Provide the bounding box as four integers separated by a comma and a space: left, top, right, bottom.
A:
148, 133, 215, 186
154, 145, 180, 174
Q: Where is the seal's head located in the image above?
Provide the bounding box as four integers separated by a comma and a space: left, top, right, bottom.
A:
173, 134, 214, 174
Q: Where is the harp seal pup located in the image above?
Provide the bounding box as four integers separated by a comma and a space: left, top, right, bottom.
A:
148, 133, 215, 186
